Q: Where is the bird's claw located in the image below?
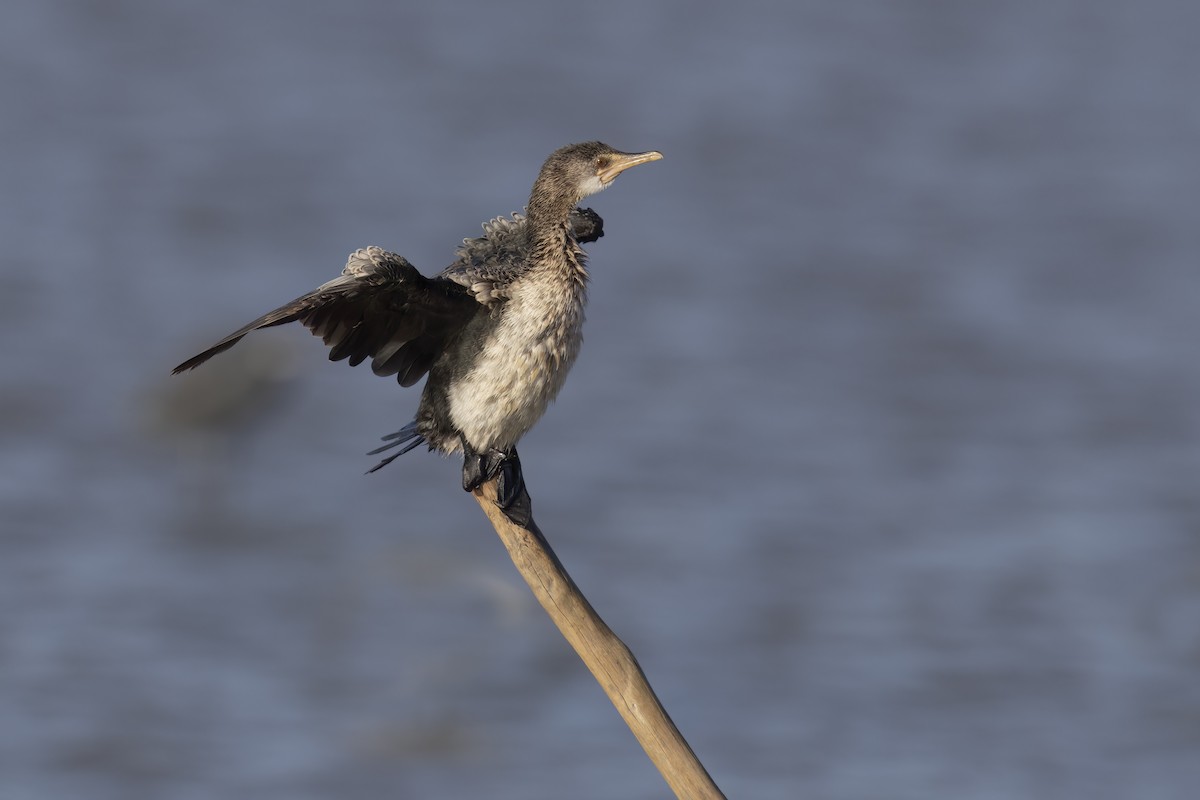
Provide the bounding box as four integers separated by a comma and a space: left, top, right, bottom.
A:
461, 443, 532, 527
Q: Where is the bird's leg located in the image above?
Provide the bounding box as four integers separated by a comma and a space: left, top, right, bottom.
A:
460, 437, 489, 493
460, 437, 532, 527
493, 449, 531, 527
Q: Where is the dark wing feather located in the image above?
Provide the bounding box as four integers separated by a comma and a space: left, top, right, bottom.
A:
568, 207, 605, 244
173, 209, 602, 381
172, 247, 479, 385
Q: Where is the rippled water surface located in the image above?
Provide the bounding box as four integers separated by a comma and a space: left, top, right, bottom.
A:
3, 2, 1199, 798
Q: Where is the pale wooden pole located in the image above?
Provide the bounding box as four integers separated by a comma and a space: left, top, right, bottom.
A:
472, 478, 726, 800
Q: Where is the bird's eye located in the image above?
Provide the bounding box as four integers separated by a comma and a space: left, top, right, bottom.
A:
594, 156, 606, 170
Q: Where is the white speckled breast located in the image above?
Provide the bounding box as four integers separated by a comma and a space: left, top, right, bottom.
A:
446, 267, 587, 451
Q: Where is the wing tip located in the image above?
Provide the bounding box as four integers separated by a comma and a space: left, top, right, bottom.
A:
170, 337, 245, 374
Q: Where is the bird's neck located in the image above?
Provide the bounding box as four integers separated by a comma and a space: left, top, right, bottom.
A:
525, 175, 579, 230
525, 184, 588, 283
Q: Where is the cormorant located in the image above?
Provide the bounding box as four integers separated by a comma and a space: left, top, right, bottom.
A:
173, 141, 662, 523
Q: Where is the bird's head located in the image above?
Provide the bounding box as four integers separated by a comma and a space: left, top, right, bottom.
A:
530, 142, 662, 215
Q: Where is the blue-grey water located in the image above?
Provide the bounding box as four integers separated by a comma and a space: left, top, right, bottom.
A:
3, 2, 1199, 798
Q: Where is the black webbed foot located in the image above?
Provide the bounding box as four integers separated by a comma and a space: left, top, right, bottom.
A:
460, 438, 532, 527
494, 452, 531, 527
460, 442, 501, 492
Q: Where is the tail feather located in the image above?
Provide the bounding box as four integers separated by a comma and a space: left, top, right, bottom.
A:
366, 421, 425, 473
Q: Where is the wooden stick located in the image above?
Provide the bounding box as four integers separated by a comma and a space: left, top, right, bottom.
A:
472, 478, 726, 800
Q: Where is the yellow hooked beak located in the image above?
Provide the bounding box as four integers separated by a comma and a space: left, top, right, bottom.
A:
597, 150, 663, 183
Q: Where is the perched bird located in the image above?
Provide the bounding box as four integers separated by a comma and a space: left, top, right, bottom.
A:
173, 141, 662, 523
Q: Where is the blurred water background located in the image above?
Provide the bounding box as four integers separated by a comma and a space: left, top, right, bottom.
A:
3, 1, 1199, 798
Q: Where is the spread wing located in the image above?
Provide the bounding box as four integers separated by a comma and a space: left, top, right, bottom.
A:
172, 207, 603, 387
173, 247, 480, 387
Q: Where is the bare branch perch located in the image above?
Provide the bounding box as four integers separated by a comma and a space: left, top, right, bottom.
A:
472, 478, 726, 800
